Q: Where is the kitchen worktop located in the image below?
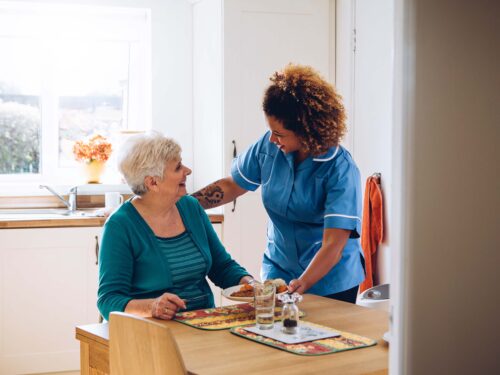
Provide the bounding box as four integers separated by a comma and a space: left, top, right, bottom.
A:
0, 211, 223, 229
0, 193, 224, 229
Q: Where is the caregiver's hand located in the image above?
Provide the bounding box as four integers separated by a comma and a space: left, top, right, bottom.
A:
151, 292, 187, 320
239, 275, 254, 285
288, 278, 308, 294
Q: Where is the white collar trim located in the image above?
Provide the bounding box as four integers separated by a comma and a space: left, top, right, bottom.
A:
313, 146, 339, 162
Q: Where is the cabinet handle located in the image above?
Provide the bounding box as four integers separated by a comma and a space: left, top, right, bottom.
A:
232, 140, 237, 157
232, 140, 237, 212
95, 235, 99, 265
95, 235, 103, 323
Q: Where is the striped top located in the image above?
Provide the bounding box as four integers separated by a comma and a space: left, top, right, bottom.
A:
156, 231, 209, 311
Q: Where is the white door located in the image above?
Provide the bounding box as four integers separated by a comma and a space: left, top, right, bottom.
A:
223, 0, 331, 279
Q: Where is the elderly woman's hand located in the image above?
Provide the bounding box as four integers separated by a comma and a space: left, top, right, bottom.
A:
151, 292, 187, 320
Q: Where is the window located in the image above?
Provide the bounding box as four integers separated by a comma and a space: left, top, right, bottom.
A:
0, 3, 151, 185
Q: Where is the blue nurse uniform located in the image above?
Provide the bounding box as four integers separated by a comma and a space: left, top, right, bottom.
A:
231, 131, 365, 296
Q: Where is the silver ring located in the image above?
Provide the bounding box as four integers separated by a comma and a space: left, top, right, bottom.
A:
164, 308, 169, 314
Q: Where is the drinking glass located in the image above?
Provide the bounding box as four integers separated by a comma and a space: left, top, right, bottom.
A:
254, 282, 276, 330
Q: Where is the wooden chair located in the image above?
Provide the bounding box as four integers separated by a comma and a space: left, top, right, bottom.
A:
109, 312, 188, 375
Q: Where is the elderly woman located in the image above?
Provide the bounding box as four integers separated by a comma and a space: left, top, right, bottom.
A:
97, 132, 252, 321
193, 64, 364, 303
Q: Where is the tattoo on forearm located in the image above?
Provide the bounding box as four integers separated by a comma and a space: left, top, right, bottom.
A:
192, 180, 225, 207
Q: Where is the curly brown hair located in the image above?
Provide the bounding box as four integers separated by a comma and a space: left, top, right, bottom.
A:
262, 64, 346, 156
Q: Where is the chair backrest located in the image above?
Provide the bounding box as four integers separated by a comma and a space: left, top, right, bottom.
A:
109, 312, 187, 375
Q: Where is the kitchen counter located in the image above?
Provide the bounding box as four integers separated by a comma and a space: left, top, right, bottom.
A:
0, 212, 223, 229
0, 193, 224, 229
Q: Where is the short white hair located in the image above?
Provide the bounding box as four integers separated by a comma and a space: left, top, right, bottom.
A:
118, 131, 181, 195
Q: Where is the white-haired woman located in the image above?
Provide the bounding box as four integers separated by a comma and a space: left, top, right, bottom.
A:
98, 132, 252, 321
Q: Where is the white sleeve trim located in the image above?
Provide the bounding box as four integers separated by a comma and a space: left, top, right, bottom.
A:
236, 157, 260, 186
324, 213, 361, 221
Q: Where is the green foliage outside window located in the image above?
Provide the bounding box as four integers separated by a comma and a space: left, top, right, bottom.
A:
0, 101, 40, 174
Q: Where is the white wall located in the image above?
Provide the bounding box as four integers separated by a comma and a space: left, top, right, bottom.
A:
336, 0, 394, 286
147, 0, 192, 181
12, 0, 194, 188
335, 0, 355, 151
353, 0, 394, 286
192, 0, 223, 191
393, 0, 500, 373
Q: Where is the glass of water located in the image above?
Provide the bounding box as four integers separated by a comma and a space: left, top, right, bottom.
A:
254, 282, 276, 330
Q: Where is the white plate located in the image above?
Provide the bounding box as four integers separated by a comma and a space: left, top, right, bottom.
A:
221, 285, 287, 302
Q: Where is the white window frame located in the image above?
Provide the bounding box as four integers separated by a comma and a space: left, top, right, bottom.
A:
0, 2, 151, 191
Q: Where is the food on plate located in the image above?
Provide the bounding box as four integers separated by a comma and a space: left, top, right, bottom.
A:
230, 283, 254, 297
266, 278, 288, 294
229, 278, 288, 297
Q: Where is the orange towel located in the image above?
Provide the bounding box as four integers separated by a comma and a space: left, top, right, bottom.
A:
359, 175, 384, 293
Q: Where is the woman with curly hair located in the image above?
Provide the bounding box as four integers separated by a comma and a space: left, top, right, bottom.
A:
192, 64, 364, 303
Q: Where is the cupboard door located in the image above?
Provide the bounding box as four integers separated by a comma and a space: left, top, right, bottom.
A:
0, 227, 101, 374
89, 231, 102, 323
222, 0, 331, 279
193, 0, 332, 280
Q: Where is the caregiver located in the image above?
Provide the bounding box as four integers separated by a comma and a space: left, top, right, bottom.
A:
192, 64, 364, 303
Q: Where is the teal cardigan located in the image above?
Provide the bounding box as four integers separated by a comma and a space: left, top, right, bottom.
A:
97, 195, 249, 320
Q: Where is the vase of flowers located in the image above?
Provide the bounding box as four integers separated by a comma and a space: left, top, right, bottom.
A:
73, 135, 112, 184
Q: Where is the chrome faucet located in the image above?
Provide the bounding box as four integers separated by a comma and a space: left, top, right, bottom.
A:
39, 185, 78, 212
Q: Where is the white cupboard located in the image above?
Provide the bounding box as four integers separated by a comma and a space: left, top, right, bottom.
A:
0, 227, 102, 374
193, 0, 334, 280
0, 222, 223, 374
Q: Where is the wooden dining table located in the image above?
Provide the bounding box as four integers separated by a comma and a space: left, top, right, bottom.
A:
75, 294, 388, 375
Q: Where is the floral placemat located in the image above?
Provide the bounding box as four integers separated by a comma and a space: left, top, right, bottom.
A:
230, 321, 377, 356
174, 303, 305, 330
